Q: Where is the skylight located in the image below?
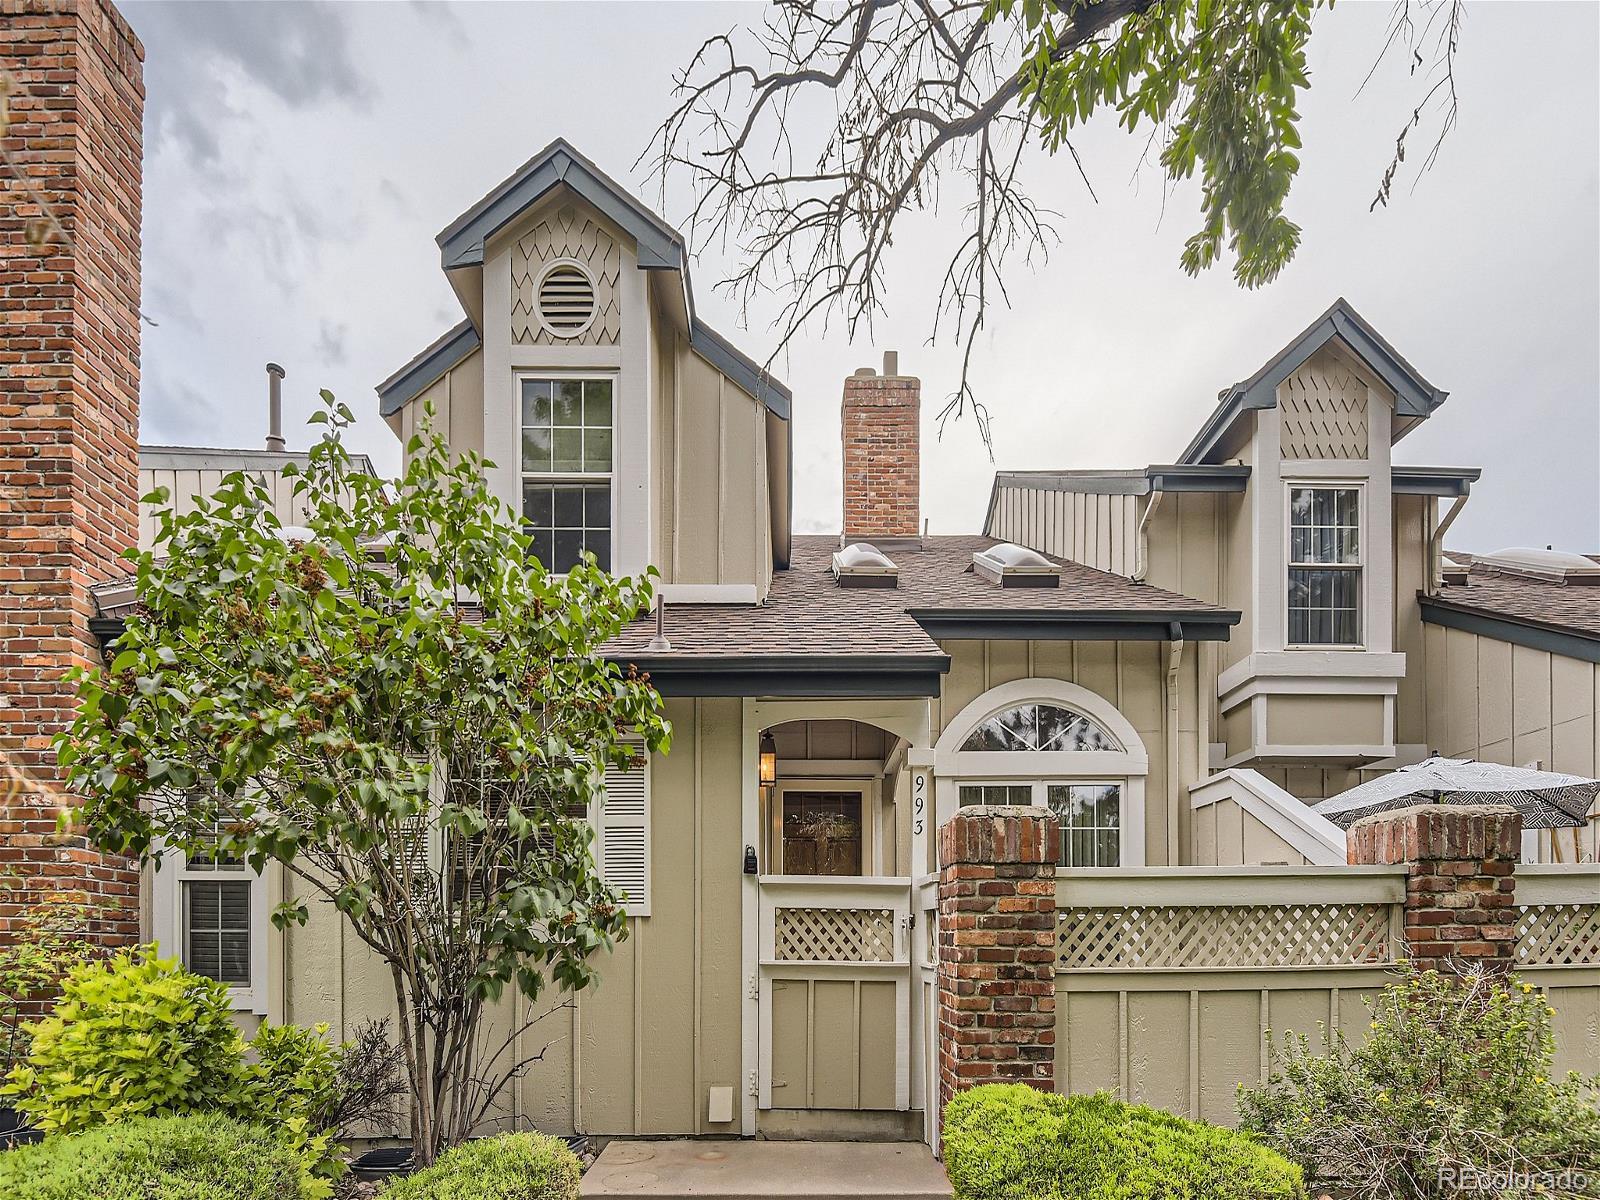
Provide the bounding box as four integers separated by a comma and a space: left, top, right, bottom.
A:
973, 542, 1059, 588
832, 542, 899, 589
1476, 548, 1600, 586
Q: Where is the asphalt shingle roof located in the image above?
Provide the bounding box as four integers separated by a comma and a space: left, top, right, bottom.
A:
605, 535, 1234, 663
1429, 555, 1600, 640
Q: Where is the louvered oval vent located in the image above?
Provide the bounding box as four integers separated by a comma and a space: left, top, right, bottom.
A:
536, 262, 597, 338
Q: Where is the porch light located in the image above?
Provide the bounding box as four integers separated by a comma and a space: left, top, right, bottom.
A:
758, 732, 777, 785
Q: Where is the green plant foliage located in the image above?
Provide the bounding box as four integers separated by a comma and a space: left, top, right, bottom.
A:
55, 393, 667, 1160
0, 890, 104, 1075
1001, 0, 1313, 288
381, 1131, 582, 1200
245, 1021, 349, 1190
943, 1083, 1304, 1200
2, 950, 249, 1135
1239, 967, 1600, 1199
0, 1113, 309, 1200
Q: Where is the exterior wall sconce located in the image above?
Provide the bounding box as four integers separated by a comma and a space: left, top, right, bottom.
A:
758, 731, 777, 786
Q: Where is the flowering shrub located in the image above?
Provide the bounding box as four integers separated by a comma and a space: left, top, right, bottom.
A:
1238, 967, 1600, 1199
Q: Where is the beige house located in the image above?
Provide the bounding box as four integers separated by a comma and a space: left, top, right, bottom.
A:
90, 141, 1599, 1149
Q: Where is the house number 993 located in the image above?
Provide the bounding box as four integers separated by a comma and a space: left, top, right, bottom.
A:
912, 771, 927, 836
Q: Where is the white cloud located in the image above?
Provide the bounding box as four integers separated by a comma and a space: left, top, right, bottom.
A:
121, 0, 1598, 552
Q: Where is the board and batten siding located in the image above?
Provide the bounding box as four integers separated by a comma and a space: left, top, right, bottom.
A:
278, 695, 747, 1138
138, 463, 310, 551
396, 348, 486, 463
652, 319, 772, 598
1423, 623, 1600, 861
987, 483, 1141, 577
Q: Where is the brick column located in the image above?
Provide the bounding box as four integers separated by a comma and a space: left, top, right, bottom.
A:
1346, 804, 1521, 975
936, 805, 1058, 1121
1, 0, 144, 944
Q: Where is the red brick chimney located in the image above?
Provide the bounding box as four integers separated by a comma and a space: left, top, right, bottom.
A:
0, 0, 144, 944
842, 351, 920, 540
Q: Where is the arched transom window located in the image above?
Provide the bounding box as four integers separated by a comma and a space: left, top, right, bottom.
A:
958, 703, 1119, 753
937, 682, 1149, 870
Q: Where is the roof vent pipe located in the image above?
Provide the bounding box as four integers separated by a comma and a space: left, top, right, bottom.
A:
265, 362, 287, 451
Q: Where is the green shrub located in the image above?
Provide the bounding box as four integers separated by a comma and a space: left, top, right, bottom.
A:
382, 1132, 581, 1200
2, 949, 249, 1134
0, 1113, 308, 1200
1239, 967, 1600, 1199
0, 891, 104, 1076
943, 1084, 1304, 1200
246, 1020, 347, 1187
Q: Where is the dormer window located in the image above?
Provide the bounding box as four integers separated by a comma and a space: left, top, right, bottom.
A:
1287, 485, 1361, 646
521, 375, 614, 573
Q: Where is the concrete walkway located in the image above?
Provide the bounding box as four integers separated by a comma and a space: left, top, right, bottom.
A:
580, 1140, 952, 1200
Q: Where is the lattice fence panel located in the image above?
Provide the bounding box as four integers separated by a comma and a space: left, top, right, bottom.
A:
775, 907, 896, 963
1058, 903, 1398, 970
1517, 904, 1600, 967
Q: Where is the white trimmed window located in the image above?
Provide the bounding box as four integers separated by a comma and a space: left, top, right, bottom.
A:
957, 778, 1124, 867
152, 833, 268, 1014
520, 375, 614, 573
597, 748, 650, 916
937, 682, 1150, 870
1287, 485, 1362, 646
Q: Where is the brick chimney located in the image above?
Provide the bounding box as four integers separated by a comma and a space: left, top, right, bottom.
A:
0, 0, 144, 944
842, 351, 920, 540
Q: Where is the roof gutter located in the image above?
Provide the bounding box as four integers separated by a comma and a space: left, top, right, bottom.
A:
607, 652, 950, 698
907, 608, 1240, 642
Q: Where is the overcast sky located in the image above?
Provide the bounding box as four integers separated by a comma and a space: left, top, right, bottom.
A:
121, 0, 1598, 554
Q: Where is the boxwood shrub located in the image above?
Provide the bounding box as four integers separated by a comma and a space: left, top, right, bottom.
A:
382, 1132, 581, 1200
0, 1113, 308, 1200
943, 1084, 1304, 1200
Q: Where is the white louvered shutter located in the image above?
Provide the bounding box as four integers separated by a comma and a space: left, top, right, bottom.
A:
599, 749, 650, 916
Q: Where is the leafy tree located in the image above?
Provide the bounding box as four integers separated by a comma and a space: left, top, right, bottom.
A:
651, 0, 1464, 444
56, 396, 669, 1163
1238, 967, 1600, 1198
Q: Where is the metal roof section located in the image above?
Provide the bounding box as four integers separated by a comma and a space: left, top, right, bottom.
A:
991, 464, 1251, 498
437, 138, 685, 272
1390, 466, 1481, 497
376, 320, 482, 417
1179, 298, 1449, 466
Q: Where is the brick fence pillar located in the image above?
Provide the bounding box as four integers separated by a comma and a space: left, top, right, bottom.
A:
1346, 803, 1521, 975
936, 805, 1058, 1124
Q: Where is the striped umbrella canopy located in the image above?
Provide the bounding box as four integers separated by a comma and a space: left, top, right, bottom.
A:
1313, 757, 1600, 830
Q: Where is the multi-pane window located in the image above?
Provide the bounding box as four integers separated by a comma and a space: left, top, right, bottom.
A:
1287, 486, 1361, 646
958, 781, 1123, 867
520, 377, 613, 573
958, 703, 1118, 752
185, 879, 251, 986
182, 834, 251, 987
1048, 784, 1121, 868
958, 784, 1032, 807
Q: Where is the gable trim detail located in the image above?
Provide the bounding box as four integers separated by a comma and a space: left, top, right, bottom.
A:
1180, 298, 1448, 465
376, 320, 481, 417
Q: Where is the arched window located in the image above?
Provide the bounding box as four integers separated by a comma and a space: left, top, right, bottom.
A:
935, 680, 1149, 869
958, 703, 1119, 753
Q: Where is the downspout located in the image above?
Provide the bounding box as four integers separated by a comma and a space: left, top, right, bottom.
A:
1132, 488, 1166, 583
1165, 621, 1184, 866
1427, 494, 1469, 592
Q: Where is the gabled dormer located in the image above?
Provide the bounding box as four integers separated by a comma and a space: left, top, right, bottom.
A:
1183, 299, 1454, 763
376, 139, 792, 602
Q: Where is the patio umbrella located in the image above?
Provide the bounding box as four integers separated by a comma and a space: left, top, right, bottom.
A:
1313, 757, 1600, 830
